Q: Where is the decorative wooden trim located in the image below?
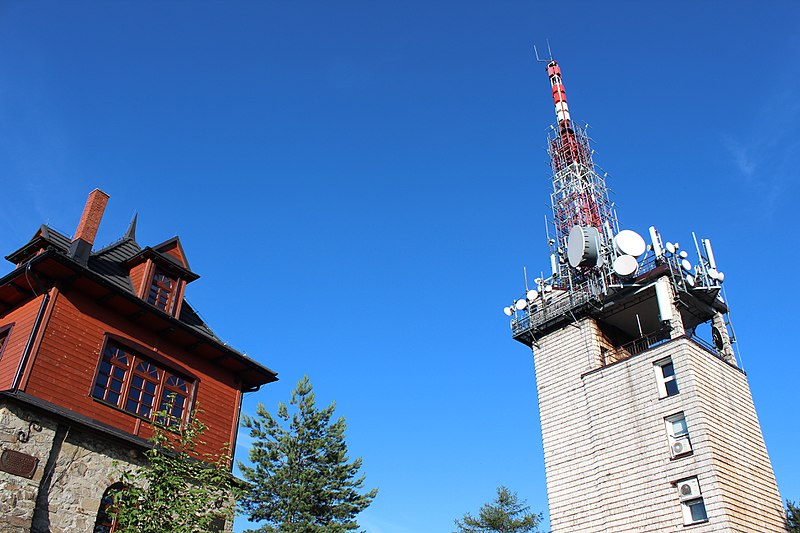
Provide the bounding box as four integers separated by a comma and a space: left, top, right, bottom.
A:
0, 322, 15, 365
19, 287, 60, 391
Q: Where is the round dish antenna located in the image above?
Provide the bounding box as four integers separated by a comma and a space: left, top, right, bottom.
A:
681, 259, 692, 271
567, 225, 602, 268
686, 274, 695, 287
515, 299, 527, 311
712, 326, 724, 351
526, 289, 539, 301
665, 242, 676, 254
614, 230, 646, 257
503, 307, 513, 316
612, 254, 639, 277
679, 250, 689, 259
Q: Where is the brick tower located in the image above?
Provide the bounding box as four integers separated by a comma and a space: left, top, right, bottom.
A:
504, 55, 786, 531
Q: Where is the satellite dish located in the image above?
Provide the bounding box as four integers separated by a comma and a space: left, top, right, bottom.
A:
679, 250, 688, 259
612, 255, 639, 277
544, 284, 553, 292
526, 289, 539, 301
567, 225, 602, 268
503, 307, 513, 316
707, 268, 719, 280
614, 230, 646, 257
717, 271, 725, 282
681, 259, 692, 272
685, 274, 695, 287
712, 326, 724, 351
515, 299, 527, 311
665, 242, 676, 254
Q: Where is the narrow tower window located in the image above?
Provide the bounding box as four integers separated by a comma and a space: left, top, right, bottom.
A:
676, 477, 708, 525
665, 412, 692, 458
654, 358, 679, 398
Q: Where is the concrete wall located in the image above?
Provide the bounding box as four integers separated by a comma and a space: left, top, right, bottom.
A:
534, 320, 786, 532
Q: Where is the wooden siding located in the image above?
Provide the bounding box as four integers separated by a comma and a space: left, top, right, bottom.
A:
129, 261, 150, 299
24, 290, 240, 457
158, 240, 187, 267
0, 295, 49, 390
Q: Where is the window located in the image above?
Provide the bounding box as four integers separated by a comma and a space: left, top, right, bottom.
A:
676, 477, 708, 525
92, 341, 193, 426
683, 498, 708, 524
665, 412, 692, 458
93, 482, 124, 532
147, 269, 177, 312
654, 358, 679, 398
0, 324, 12, 363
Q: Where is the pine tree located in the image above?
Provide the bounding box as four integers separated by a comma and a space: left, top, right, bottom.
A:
238, 376, 377, 533
788, 500, 800, 532
454, 486, 542, 533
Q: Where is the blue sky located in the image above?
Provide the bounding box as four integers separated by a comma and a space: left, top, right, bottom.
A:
1, 1, 799, 531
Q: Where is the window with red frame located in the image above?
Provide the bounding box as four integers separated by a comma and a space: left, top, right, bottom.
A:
92, 341, 193, 427
147, 269, 177, 312
0, 325, 12, 363
93, 482, 124, 533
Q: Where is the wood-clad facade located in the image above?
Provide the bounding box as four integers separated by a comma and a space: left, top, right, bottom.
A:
0, 189, 277, 532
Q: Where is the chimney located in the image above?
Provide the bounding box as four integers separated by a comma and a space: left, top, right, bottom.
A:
69, 189, 110, 264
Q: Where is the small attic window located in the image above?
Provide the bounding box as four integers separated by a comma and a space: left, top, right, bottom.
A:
148, 269, 177, 312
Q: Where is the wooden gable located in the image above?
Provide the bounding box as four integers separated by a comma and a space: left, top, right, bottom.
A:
153, 237, 190, 270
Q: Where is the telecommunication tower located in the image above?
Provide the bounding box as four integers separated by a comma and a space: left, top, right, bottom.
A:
503, 52, 785, 532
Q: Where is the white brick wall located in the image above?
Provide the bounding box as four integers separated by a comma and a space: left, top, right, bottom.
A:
534, 320, 785, 532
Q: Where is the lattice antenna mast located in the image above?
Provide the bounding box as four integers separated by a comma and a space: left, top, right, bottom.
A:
542, 57, 618, 286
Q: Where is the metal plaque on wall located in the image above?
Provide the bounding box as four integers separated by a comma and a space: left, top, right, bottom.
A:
0, 448, 39, 479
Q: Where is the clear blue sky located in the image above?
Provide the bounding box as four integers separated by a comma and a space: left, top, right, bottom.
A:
1, 2, 798, 531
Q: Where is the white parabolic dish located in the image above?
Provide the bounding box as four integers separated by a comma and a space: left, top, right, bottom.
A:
614, 229, 646, 257
612, 254, 639, 277
567, 225, 602, 268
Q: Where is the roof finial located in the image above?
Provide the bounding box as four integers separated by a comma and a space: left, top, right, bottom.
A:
125, 212, 138, 241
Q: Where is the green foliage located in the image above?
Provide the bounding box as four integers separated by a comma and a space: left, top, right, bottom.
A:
454, 486, 542, 533
788, 500, 800, 532
112, 410, 236, 533
238, 375, 377, 533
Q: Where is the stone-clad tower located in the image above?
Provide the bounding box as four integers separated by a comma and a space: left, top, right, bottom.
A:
504, 56, 785, 532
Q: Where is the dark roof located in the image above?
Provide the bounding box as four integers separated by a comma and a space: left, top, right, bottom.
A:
88, 236, 142, 293
3, 223, 277, 389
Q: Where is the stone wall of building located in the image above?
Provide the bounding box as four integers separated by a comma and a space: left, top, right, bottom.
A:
0, 399, 141, 533
1, 400, 56, 532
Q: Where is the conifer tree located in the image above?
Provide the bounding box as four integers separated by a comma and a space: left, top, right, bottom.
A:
454, 486, 542, 533
788, 500, 800, 532
238, 376, 377, 533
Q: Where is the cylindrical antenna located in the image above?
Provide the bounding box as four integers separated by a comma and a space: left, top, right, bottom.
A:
702, 238, 717, 270
691, 232, 707, 281
649, 226, 663, 258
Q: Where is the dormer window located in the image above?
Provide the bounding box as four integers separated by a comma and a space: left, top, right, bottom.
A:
148, 269, 177, 312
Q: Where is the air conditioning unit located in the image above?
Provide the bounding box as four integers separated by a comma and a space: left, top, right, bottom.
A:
677, 477, 701, 501
671, 436, 693, 457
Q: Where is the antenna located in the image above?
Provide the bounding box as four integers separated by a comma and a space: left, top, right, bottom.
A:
533, 40, 554, 63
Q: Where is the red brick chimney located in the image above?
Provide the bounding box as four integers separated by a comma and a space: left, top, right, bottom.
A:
69, 189, 110, 264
